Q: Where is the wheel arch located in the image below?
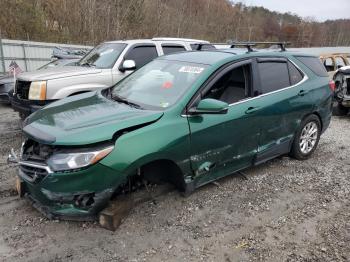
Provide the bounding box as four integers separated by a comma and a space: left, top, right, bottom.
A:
119, 156, 187, 192
310, 111, 323, 131
140, 159, 186, 191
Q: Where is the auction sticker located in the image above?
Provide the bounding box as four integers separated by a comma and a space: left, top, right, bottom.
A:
179, 66, 204, 74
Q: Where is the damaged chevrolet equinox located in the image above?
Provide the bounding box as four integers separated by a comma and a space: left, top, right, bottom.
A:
9, 46, 333, 220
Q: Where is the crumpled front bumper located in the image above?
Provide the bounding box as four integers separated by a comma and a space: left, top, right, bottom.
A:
8, 150, 126, 220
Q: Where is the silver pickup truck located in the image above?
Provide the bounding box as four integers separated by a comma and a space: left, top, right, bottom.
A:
11, 38, 214, 118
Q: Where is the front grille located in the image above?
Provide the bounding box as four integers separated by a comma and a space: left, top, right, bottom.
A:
346, 78, 350, 95
21, 139, 53, 162
20, 164, 48, 183
15, 80, 31, 100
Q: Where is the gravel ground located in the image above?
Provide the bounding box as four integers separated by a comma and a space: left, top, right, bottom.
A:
0, 104, 349, 262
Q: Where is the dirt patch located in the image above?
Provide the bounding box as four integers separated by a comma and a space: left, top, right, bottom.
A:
0, 104, 349, 261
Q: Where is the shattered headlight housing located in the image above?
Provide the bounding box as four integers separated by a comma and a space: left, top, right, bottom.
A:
47, 146, 114, 172
28, 81, 47, 100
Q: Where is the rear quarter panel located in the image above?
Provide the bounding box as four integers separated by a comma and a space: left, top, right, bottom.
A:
291, 56, 333, 132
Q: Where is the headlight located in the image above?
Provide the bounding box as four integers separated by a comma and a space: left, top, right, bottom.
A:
28, 81, 47, 100
47, 146, 114, 172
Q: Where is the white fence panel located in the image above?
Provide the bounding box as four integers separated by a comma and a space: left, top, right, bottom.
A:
0, 39, 92, 73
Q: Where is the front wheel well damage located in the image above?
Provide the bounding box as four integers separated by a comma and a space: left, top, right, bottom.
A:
111, 159, 186, 199
140, 159, 186, 192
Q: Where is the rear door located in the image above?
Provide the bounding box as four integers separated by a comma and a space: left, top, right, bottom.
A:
252, 57, 312, 164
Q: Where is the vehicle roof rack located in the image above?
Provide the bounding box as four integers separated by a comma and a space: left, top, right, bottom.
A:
212, 41, 291, 52
247, 42, 291, 52
193, 43, 216, 51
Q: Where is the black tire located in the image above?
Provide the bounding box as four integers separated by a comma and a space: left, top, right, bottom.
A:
333, 103, 349, 116
289, 115, 321, 160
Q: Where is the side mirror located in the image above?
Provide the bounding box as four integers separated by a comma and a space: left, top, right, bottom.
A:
120, 60, 136, 72
188, 98, 229, 115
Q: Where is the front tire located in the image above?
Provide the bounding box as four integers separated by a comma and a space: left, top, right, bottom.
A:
290, 115, 321, 160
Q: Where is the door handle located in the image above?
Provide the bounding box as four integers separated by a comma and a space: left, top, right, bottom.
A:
245, 106, 260, 114
298, 90, 309, 96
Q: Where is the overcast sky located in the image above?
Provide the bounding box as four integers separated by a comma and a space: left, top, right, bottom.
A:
240, 0, 350, 21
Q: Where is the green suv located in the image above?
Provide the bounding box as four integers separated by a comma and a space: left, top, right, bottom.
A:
8, 47, 333, 220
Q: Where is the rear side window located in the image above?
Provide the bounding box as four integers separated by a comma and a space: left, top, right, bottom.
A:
323, 57, 335, 72
288, 62, 304, 85
295, 56, 328, 77
124, 45, 158, 69
162, 45, 186, 55
258, 62, 290, 94
335, 57, 346, 69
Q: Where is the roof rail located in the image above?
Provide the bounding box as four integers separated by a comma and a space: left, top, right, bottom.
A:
248, 42, 291, 51
213, 41, 291, 52
152, 37, 209, 43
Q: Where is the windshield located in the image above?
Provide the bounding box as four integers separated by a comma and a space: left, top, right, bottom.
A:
111, 60, 208, 110
78, 43, 126, 69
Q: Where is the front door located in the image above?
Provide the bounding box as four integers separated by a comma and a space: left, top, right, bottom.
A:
186, 60, 260, 187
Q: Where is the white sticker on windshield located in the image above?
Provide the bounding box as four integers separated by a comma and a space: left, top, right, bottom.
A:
179, 66, 204, 74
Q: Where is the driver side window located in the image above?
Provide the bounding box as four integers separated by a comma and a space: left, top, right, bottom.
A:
124, 45, 158, 69
203, 64, 252, 104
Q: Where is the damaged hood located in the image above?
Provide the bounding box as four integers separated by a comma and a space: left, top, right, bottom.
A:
23, 91, 163, 145
17, 66, 102, 81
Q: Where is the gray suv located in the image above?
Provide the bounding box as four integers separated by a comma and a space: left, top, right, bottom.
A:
11, 38, 214, 118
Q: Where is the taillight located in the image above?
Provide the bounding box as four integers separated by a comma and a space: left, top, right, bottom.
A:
329, 80, 336, 92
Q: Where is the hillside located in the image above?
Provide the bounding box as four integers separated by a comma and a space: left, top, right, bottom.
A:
0, 0, 349, 47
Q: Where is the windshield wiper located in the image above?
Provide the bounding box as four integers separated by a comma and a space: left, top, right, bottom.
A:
111, 94, 143, 109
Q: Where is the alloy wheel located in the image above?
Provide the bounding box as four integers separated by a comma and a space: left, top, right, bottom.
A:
299, 121, 318, 154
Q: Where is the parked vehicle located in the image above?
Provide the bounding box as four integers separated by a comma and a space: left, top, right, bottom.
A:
333, 66, 350, 115
0, 75, 14, 104
0, 59, 79, 105
52, 47, 90, 60
38, 59, 79, 70
320, 53, 350, 77
10, 38, 214, 118
8, 44, 333, 221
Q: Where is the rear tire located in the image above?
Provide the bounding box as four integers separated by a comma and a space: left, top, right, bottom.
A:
333, 103, 349, 116
289, 115, 321, 160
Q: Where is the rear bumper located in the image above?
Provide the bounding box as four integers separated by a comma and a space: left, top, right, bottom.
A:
10, 95, 53, 117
